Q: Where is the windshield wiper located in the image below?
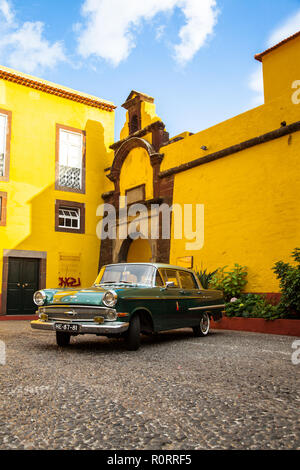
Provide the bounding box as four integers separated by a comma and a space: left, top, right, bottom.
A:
98, 281, 118, 284
97, 280, 134, 285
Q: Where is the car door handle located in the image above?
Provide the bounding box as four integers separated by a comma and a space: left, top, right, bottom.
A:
179, 290, 187, 295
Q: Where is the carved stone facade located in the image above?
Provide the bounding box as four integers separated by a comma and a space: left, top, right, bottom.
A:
99, 92, 173, 268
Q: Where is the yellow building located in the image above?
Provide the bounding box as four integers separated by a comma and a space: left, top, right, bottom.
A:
0, 65, 115, 315
101, 31, 300, 296
1, 31, 300, 316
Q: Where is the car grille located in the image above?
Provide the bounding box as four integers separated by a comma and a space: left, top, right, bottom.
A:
41, 305, 110, 322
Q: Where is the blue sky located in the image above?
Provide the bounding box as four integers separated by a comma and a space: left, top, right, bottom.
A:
0, 0, 300, 140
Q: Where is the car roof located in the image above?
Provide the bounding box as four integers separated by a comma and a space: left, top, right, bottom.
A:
103, 262, 195, 273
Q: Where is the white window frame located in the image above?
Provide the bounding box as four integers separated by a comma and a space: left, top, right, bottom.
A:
0, 113, 8, 178
58, 207, 81, 231
58, 128, 83, 190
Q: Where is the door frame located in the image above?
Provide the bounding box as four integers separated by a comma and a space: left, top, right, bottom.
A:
1, 249, 47, 315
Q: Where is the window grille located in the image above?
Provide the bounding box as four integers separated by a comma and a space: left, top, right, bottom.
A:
0, 114, 7, 177
58, 129, 83, 190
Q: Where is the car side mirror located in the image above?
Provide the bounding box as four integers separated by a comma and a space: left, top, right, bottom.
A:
165, 281, 175, 288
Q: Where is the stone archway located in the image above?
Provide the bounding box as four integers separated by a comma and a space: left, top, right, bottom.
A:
118, 236, 153, 263
127, 238, 152, 263
99, 117, 174, 269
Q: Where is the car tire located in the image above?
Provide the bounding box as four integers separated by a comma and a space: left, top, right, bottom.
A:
193, 312, 210, 337
56, 331, 71, 347
125, 315, 141, 351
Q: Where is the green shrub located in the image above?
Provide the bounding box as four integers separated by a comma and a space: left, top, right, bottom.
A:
195, 268, 218, 289
273, 248, 300, 316
225, 294, 281, 320
208, 264, 248, 301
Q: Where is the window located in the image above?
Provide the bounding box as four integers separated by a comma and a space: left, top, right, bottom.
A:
55, 200, 85, 234
59, 207, 80, 230
0, 191, 7, 226
125, 185, 145, 205
96, 264, 156, 286
178, 271, 198, 289
56, 125, 86, 193
161, 269, 180, 287
0, 109, 12, 181
155, 270, 164, 287
130, 114, 139, 134
0, 114, 7, 177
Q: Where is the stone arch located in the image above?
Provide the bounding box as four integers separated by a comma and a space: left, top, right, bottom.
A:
118, 235, 153, 263
107, 137, 160, 192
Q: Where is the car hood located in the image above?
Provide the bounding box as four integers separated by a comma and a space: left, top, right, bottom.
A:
44, 286, 109, 306
45, 285, 143, 306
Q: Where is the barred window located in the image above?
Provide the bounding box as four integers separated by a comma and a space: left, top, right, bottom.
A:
58, 128, 84, 191
0, 114, 8, 177
58, 207, 80, 230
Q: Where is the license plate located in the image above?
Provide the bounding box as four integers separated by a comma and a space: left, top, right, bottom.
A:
54, 323, 80, 333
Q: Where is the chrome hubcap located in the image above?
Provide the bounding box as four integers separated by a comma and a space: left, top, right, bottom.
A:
200, 313, 210, 334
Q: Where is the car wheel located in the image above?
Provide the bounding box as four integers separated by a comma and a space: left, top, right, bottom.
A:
125, 315, 141, 351
193, 312, 210, 337
56, 331, 71, 347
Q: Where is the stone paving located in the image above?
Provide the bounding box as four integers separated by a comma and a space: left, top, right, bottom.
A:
0, 321, 299, 450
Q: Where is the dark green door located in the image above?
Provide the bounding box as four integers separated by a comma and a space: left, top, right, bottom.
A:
159, 268, 186, 329
7, 258, 40, 315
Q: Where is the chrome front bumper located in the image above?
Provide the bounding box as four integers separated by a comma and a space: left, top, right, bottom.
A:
31, 320, 129, 335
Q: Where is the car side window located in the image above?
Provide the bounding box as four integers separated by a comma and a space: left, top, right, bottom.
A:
164, 269, 180, 287
155, 271, 164, 287
178, 270, 198, 289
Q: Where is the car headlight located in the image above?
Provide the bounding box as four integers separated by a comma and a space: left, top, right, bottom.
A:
33, 290, 46, 306
106, 309, 117, 321
102, 290, 117, 307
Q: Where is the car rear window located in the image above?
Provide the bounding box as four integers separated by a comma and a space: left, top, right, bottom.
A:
178, 270, 198, 289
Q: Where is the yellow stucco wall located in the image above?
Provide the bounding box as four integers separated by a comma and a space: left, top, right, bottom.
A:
0, 76, 115, 310
119, 147, 153, 201
170, 131, 300, 292
127, 238, 152, 263
113, 36, 300, 293
261, 36, 300, 103
165, 37, 300, 293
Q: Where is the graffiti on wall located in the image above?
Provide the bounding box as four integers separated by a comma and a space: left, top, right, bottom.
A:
58, 277, 81, 288
58, 252, 82, 289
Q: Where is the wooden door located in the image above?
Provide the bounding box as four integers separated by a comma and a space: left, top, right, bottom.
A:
7, 258, 40, 315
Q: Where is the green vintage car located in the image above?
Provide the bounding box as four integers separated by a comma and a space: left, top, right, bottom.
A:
31, 263, 225, 350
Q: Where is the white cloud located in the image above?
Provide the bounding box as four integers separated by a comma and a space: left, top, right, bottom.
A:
155, 24, 166, 41
248, 66, 264, 106
77, 0, 219, 67
0, 0, 14, 24
174, 0, 219, 65
1, 22, 65, 73
267, 9, 300, 47
0, 1, 65, 73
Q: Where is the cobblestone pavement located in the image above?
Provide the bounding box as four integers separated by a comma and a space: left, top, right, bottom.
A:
0, 321, 299, 450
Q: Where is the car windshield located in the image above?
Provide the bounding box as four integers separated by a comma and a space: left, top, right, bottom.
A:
94, 264, 156, 286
